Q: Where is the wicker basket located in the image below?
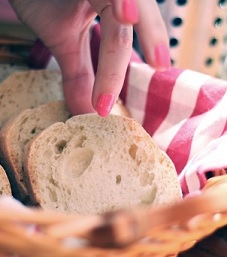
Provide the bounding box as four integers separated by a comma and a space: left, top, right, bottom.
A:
0, 175, 227, 257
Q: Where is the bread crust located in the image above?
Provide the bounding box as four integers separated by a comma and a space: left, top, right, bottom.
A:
0, 165, 12, 196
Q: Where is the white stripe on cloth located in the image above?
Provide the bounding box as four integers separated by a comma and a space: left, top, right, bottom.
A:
153, 70, 211, 151
179, 132, 227, 194
188, 89, 227, 160
185, 170, 201, 194
126, 63, 155, 125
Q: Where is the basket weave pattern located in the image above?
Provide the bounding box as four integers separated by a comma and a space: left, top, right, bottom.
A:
0, 176, 227, 257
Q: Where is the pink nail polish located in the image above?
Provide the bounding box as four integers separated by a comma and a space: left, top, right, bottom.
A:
123, 0, 138, 23
96, 93, 115, 117
154, 44, 171, 71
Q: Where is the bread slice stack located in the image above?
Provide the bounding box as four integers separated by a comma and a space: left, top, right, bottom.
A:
0, 69, 182, 215
0, 69, 67, 203
24, 114, 182, 215
0, 100, 71, 203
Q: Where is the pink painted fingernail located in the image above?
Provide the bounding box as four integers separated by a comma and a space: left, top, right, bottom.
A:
123, 0, 138, 23
96, 93, 115, 117
154, 44, 171, 71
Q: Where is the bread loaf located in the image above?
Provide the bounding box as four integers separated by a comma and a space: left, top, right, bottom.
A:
0, 69, 63, 129
0, 101, 71, 203
0, 165, 12, 196
24, 114, 182, 214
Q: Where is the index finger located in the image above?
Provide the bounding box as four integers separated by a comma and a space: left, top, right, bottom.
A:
92, 5, 133, 117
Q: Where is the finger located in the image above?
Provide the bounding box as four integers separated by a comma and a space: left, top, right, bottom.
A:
111, 0, 139, 24
91, 6, 133, 117
134, 0, 171, 71
51, 33, 95, 115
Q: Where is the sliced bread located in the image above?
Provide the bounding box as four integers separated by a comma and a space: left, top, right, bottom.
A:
24, 114, 182, 215
0, 100, 71, 203
0, 69, 63, 129
0, 165, 12, 196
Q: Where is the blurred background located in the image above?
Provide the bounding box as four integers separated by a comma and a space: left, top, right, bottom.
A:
134, 0, 227, 79
0, 0, 227, 79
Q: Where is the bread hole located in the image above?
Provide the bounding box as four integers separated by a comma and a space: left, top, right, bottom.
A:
23, 139, 30, 145
129, 144, 138, 160
62, 148, 94, 179
55, 140, 67, 154
49, 176, 60, 188
140, 187, 157, 205
31, 127, 36, 134
116, 175, 121, 184
9, 99, 15, 104
21, 117, 29, 125
48, 188, 58, 202
129, 144, 142, 166
140, 171, 155, 187
76, 136, 87, 148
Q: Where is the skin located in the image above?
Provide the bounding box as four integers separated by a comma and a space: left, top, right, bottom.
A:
9, 0, 169, 115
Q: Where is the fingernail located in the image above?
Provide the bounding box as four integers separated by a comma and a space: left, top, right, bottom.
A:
154, 44, 171, 71
96, 93, 115, 117
123, 0, 138, 23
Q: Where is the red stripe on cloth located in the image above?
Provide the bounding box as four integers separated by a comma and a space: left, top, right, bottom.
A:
221, 120, 227, 135
143, 68, 183, 136
167, 116, 203, 175
167, 79, 227, 175
179, 174, 189, 196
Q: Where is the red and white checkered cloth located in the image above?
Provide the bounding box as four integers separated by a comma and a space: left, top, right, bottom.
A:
121, 62, 227, 197
31, 23, 227, 197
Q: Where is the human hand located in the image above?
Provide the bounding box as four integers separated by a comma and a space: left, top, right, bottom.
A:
9, 0, 170, 117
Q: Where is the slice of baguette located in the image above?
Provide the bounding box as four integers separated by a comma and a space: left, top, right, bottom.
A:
24, 114, 182, 215
0, 100, 71, 203
0, 69, 63, 129
0, 165, 12, 196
